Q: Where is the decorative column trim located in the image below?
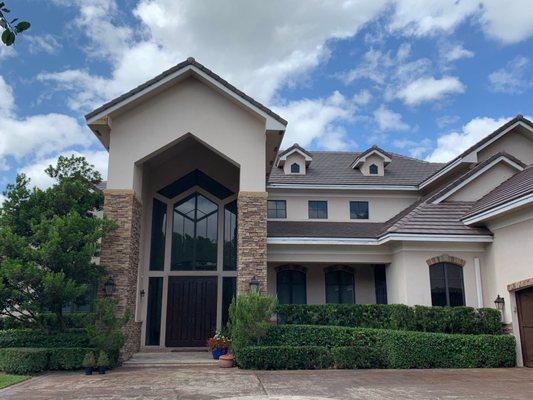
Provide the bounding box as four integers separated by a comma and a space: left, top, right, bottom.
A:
507, 277, 533, 292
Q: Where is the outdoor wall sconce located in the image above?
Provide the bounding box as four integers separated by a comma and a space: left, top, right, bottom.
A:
140, 289, 146, 298
104, 277, 116, 297
249, 276, 259, 293
494, 294, 505, 311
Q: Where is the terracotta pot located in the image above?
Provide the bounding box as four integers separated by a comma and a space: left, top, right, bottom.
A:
218, 354, 235, 368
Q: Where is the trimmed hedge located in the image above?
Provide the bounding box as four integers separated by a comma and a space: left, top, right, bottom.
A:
0, 329, 90, 348
236, 324, 515, 370
0, 347, 93, 374
0, 313, 95, 330
276, 304, 502, 335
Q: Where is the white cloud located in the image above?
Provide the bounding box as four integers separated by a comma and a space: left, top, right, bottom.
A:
425, 116, 511, 162
488, 56, 531, 94
20, 150, 108, 189
393, 137, 432, 158
396, 76, 465, 106
26, 34, 62, 54
374, 105, 409, 131
352, 89, 372, 106
440, 43, 474, 63
43, 0, 388, 111
478, 0, 533, 44
0, 193, 5, 206
0, 75, 93, 169
274, 91, 355, 150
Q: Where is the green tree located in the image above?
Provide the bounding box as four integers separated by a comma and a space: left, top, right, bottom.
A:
0, 2, 30, 46
0, 155, 114, 330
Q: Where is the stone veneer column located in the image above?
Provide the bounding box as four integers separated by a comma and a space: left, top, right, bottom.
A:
100, 189, 142, 361
237, 191, 268, 294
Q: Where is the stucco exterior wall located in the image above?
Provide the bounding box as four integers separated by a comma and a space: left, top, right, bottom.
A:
107, 77, 267, 192
282, 153, 307, 175
267, 190, 418, 222
447, 162, 518, 202
476, 130, 533, 165
360, 154, 385, 176
386, 242, 487, 307
267, 263, 377, 304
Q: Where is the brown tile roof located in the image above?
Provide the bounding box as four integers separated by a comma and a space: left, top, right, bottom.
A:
85, 57, 287, 126
463, 165, 533, 220
268, 151, 444, 186
268, 221, 386, 238
278, 143, 313, 159
350, 145, 392, 166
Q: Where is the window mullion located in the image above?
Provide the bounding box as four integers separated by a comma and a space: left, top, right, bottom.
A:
444, 264, 451, 307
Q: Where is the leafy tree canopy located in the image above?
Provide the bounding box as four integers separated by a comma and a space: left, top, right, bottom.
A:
0, 155, 114, 330
0, 2, 30, 46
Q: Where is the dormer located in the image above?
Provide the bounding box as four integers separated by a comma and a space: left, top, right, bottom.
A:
350, 145, 392, 177
277, 143, 312, 175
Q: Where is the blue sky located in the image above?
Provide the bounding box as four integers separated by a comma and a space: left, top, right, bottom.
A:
0, 0, 532, 198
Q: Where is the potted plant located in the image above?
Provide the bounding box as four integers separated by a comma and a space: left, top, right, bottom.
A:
97, 351, 110, 374
219, 353, 235, 368
83, 351, 96, 375
207, 331, 230, 359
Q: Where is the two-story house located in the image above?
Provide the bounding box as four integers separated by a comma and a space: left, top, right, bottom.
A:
86, 58, 533, 366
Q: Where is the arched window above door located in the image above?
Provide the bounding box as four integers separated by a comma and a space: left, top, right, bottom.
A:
429, 262, 465, 307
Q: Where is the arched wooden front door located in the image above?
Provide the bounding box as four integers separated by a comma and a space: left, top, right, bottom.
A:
517, 287, 533, 367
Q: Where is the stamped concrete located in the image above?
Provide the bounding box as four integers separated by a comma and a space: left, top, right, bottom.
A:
2, 367, 533, 400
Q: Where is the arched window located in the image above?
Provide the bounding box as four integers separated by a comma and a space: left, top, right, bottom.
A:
171, 192, 218, 271
291, 163, 300, 173
325, 266, 355, 304
277, 266, 307, 304
369, 164, 379, 175
429, 262, 465, 307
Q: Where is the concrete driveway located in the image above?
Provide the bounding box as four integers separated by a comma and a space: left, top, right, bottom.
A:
2, 366, 532, 400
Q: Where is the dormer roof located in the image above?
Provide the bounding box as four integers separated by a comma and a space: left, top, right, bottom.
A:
276, 143, 313, 167
350, 145, 392, 169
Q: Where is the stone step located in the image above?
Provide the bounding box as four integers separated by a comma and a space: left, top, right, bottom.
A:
122, 351, 219, 368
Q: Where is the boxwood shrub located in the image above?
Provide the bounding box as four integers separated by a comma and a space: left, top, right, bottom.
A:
0, 347, 93, 374
0, 313, 95, 330
0, 329, 90, 348
276, 304, 501, 335
236, 324, 515, 370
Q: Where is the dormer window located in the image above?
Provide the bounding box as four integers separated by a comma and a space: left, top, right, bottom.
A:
291, 163, 300, 174
369, 164, 378, 175
350, 145, 391, 177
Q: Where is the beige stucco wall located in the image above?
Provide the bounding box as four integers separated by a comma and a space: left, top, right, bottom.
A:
282, 152, 306, 175
476, 129, 533, 165
107, 76, 267, 192
386, 242, 487, 307
267, 263, 377, 304
267, 190, 418, 222
360, 154, 385, 176
447, 162, 518, 202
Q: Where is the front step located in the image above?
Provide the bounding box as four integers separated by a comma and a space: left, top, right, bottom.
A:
123, 351, 218, 368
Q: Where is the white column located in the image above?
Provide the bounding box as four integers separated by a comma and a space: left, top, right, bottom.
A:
474, 257, 484, 308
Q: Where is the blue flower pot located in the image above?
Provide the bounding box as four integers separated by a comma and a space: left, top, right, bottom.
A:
211, 347, 228, 360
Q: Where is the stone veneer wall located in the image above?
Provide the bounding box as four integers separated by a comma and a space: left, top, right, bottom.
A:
237, 191, 268, 294
100, 189, 142, 361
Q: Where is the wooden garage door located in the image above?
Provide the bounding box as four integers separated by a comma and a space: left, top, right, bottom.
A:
165, 276, 217, 347
517, 287, 533, 367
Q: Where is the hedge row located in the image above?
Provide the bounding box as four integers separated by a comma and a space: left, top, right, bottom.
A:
276, 304, 502, 335
236, 325, 516, 369
0, 329, 90, 348
0, 313, 95, 330
0, 347, 94, 374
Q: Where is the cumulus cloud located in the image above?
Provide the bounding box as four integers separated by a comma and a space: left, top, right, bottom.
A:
393, 137, 432, 158
439, 43, 474, 63
425, 116, 512, 162
274, 91, 356, 150
26, 34, 62, 54
488, 56, 532, 94
478, 0, 533, 44
396, 76, 465, 106
374, 105, 409, 131
0, 75, 93, 170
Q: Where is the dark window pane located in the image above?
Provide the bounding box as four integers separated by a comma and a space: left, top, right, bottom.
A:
222, 277, 237, 329
430, 263, 464, 307
350, 201, 369, 220
172, 193, 218, 271
374, 265, 388, 304
369, 164, 378, 174
145, 277, 163, 345
267, 200, 286, 219
149, 199, 167, 270
277, 269, 307, 304
224, 201, 237, 271
325, 270, 354, 304
308, 201, 328, 219
290, 163, 300, 173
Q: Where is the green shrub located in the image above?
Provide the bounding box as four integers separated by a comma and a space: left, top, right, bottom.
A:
48, 347, 93, 370
276, 304, 501, 335
228, 293, 277, 354
243, 324, 515, 370
237, 346, 333, 370
0, 313, 95, 330
0, 329, 89, 348
0, 348, 49, 374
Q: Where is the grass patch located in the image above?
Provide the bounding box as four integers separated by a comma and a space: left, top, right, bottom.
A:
0, 374, 30, 389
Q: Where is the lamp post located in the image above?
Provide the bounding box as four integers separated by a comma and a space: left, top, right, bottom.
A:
249, 276, 259, 293
494, 294, 505, 321
104, 277, 116, 297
